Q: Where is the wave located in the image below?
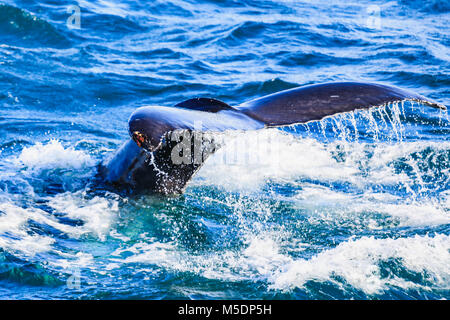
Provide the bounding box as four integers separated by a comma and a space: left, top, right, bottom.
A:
0, 104, 448, 298
0, 4, 71, 48
14, 139, 95, 173
111, 231, 449, 297
270, 233, 450, 295
399, 0, 450, 13
0, 0, 449, 299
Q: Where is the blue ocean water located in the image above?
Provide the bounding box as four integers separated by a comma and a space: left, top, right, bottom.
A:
0, 0, 449, 300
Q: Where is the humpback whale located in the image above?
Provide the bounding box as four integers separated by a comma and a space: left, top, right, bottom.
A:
99, 82, 445, 194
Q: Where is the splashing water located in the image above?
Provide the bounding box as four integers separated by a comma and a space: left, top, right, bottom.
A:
0, 0, 449, 300
2, 101, 448, 299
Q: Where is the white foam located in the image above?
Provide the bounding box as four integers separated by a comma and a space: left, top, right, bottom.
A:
47, 191, 119, 241
50, 251, 94, 270
14, 139, 95, 172
0, 203, 55, 256
269, 234, 450, 294
354, 200, 450, 227
291, 186, 450, 227
196, 130, 359, 191
195, 129, 450, 196
0, 233, 54, 257
115, 232, 449, 295
0, 189, 119, 261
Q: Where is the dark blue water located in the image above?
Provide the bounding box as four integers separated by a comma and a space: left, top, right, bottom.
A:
0, 0, 449, 299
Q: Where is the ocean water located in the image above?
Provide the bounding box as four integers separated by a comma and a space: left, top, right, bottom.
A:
0, 0, 449, 300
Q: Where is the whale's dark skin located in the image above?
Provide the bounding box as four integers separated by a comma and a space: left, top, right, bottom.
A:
99, 82, 445, 194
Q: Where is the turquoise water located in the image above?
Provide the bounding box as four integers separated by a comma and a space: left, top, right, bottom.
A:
0, 0, 449, 299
